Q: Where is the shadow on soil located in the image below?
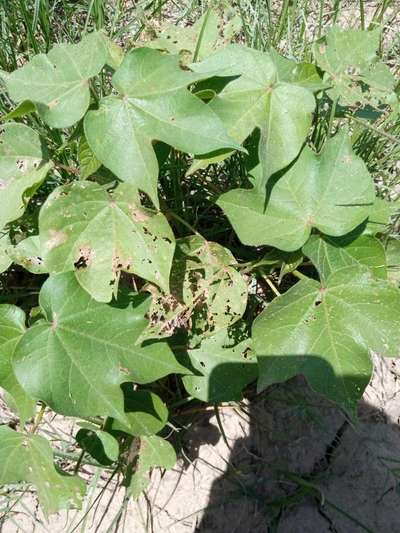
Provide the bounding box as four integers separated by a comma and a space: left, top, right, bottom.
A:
189, 358, 400, 533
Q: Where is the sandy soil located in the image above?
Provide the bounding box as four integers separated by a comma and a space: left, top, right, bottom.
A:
1, 352, 400, 532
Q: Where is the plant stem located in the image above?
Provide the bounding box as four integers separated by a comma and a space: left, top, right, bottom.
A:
30, 403, 46, 434
292, 270, 310, 281
73, 449, 86, 475
264, 276, 281, 297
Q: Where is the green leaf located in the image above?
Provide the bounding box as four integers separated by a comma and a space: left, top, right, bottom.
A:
0, 305, 35, 423
1, 100, 36, 121
8, 236, 47, 274
364, 197, 394, 235
386, 238, 400, 286
112, 387, 168, 436
78, 135, 101, 180
0, 231, 11, 273
182, 328, 257, 402
218, 131, 375, 251
253, 266, 400, 414
0, 426, 85, 516
13, 273, 186, 421
84, 48, 242, 207
140, 236, 248, 342
76, 423, 119, 464
126, 435, 176, 499
270, 49, 325, 92
313, 27, 395, 106
6, 32, 108, 128
303, 233, 386, 282
0, 123, 53, 232
191, 45, 316, 183
148, 8, 241, 62
39, 181, 175, 302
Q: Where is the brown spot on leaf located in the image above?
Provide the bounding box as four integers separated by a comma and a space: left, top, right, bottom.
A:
74, 246, 95, 269
46, 229, 68, 250
48, 98, 60, 110
129, 204, 150, 223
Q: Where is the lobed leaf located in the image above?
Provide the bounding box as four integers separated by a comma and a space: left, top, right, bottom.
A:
84, 48, 242, 207
0, 426, 85, 516
313, 27, 395, 106
191, 45, 316, 184
218, 131, 375, 250
182, 328, 257, 402
303, 233, 386, 282
140, 236, 248, 342
253, 266, 400, 414
13, 273, 186, 422
6, 32, 108, 128
39, 181, 175, 302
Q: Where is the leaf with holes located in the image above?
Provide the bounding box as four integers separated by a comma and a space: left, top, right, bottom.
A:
112, 387, 168, 436
6, 32, 108, 128
148, 8, 241, 62
140, 236, 248, 342
0, 232, 11, 273
0, 426, 85, 516
38, 181, 175, 302
0, 123, 53, 232
303, 233, 386, 282
13, 273, 186, 421
218, 131, 375, 251
253, 266, 400, 414
125, 435, 176, 499
191, 45, 316, 184
84, 48, 242, 206
313, 27, 395, 106
0, 305, 35, 423
8, 236, 48, 274
182, 328, 257, 402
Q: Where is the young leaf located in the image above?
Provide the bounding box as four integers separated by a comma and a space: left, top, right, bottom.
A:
218, 131, 375, 251
6, 32, 108, 128
84, 48, 242, 207
140, 236, 248, 342
126, 435, 176, 499
8, 236, 47, 274
13, 273, 186, 422
313, 27, 395, 106
191, 45, 316, 184
111, 388, 168, 436
182, 328, 257, 402
76, 423, 119, 465
0, 305, 34, 423
39, 181, 175, 302
253, 266, 400, 414
78, 135, 101, 180
0, 232, 11, 273
0, 426, 85, 516
0, 123, 53, 232
303, 233, 386, 282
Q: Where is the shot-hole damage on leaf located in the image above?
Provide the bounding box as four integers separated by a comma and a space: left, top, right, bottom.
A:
0, 16, 399, 515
